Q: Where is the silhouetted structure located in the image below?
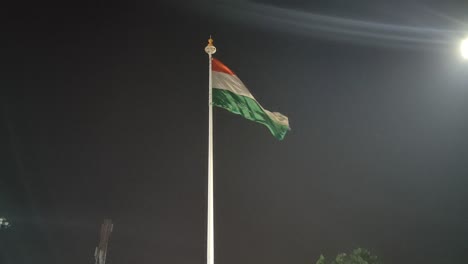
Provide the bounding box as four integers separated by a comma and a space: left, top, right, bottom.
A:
94, 219, 113, 264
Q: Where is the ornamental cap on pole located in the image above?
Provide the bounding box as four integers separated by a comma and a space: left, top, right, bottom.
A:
205, 36, 216, 55
208, 36, 214, 46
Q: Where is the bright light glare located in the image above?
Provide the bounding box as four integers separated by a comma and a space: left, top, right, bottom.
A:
461, 38, 468, 60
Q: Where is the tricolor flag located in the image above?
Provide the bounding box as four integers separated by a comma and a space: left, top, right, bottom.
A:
211, 58, 290, 140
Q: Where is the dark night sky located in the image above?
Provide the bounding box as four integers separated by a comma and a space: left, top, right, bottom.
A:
2, 1, 468, 263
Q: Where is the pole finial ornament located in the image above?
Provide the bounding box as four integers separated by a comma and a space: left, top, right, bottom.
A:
208, 36, 213, 46
205, 35, 216, 55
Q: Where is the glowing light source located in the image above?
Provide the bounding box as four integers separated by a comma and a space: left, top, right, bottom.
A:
0, 217, 9, 229
461, 37, 468, 60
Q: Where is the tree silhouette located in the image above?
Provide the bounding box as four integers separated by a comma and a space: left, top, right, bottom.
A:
315, 248, 381, 264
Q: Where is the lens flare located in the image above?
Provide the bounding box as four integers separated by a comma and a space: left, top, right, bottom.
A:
461, 37, 468, 59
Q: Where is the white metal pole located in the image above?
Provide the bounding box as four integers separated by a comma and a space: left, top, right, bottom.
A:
205, 37, 216, 264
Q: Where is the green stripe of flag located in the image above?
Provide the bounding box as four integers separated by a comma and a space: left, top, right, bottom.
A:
212, 88, 289, 140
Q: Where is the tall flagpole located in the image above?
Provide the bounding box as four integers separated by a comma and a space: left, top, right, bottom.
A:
205, 36, 216, 264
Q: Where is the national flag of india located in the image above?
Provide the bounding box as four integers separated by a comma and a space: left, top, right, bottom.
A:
211, 58, 290, 140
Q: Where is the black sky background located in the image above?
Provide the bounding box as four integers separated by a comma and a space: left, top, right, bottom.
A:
2, 1, 468, 263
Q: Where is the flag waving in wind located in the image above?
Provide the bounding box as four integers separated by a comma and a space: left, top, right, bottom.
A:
211, 58, 290, 140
